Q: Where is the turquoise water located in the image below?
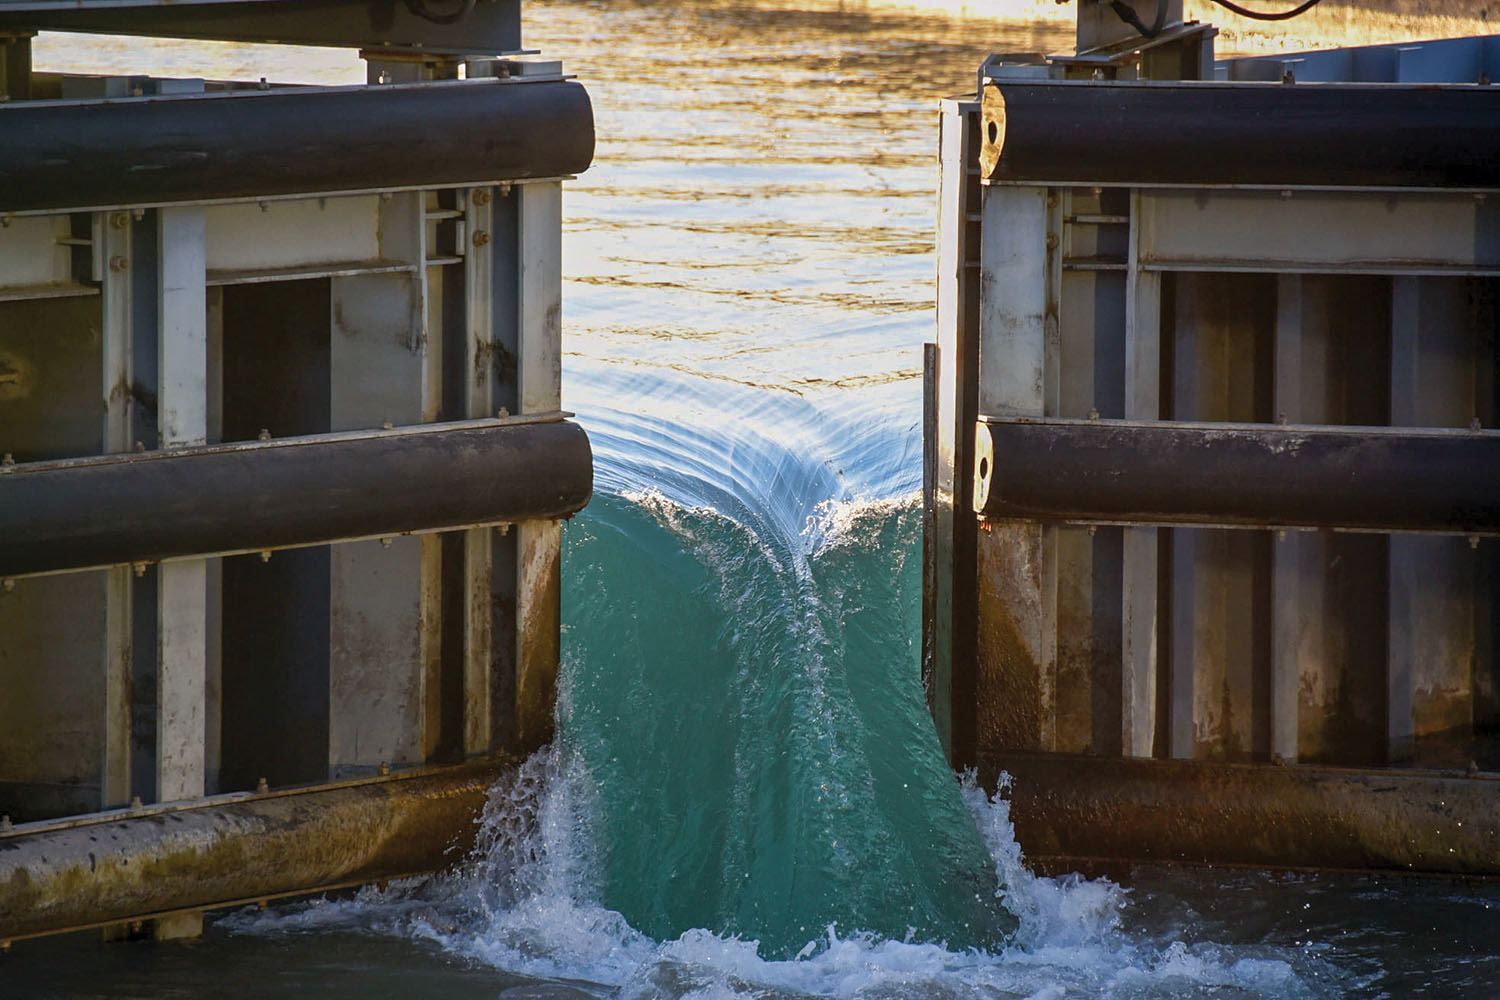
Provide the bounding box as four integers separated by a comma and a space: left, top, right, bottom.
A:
10, 3, 1500, 997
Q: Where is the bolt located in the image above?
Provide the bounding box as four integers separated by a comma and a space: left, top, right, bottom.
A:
1, 940, 8, 954
1087, 407, 1100, 420
1087, 524, 1097, 537
1471, 535, 1482, 551
472, 188, 491, 206
109, 255, 129, 273
1282, 69, 1296, 84
1280, 189, 1293, 200
496, 406, 510, 419
132, 208, 145, 222
258, 428, 271, 441
258, 200, 270, 213
382, 418, 394, 430
256, 777, 269, 793
132, 563, 146, 578
1, 579, 13, 593
258, 76, 269, 90
260, 550, 272, 563
1277, 529, 1288, 542
498, 523, 510, 536
1470, 416, 1483, 432
498, 182, 512, 198
0, 215, 10, 228
0, 815, 10, 832
134, 440, 145, 453
472, 229, 491, 248
1278, 412, 1288, 425
380, 537, 392, 548
1045, 232, 1059, 250
110, 212, 129, 230
130, 796, 143, 814
378, 761, 391, 776
257, 900, 268, 911
0, 453, 12, 468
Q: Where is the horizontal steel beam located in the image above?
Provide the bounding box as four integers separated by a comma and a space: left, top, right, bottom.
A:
973, 417, 1500, 534
979, 80, 1500, 189
982, 751, 1500, 876
0, 0, 520, 54
0, 77, 593, 213
0, 416, 593, 577
0, 761, 512, 942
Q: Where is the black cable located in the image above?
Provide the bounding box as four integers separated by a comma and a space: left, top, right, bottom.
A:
1104, 0, 1168, 40
404, 0, 477, 25
1205, 0, 1325, 21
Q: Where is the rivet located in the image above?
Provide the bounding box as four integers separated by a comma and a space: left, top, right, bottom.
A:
109, 255, 129, 273
110, 212, 129, 230
1045, 232, 1059, 250
256, 777, 269, 793
472, 188, 491, 206
472, 229, 491, 248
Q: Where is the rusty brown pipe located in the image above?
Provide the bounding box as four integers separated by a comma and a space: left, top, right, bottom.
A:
0, 761, 513, 942
983, 751, 1500, 876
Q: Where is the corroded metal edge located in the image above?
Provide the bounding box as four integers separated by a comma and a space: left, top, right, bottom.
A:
981, 751, 1500, 876
0, 760, 515, 942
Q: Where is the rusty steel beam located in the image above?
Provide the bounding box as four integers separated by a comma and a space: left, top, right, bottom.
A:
0, 416, 593, 578
981, 751, 1500, 876
973, 417, 1500, 534
979, 80, 1500, 189
0, 76, 593, 213
0, 761, 513, 942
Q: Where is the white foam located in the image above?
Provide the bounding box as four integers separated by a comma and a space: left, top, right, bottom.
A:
227, 743, 1336, 999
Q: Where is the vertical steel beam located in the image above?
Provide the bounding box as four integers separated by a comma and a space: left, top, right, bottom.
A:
328, 193, 440, 775
1388, 276, 1477, 762
1167, 273, 1273, 761
1122, 190, 1160, 757
1270, 275, 1308, 764
154, 206, 208, 807
976, 184, 1055, 753
511, 180, 564, 752
153, 204, 208, 942
463, 185, 497, 757
929, 100, 980, 763
99, 209, 133, 810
